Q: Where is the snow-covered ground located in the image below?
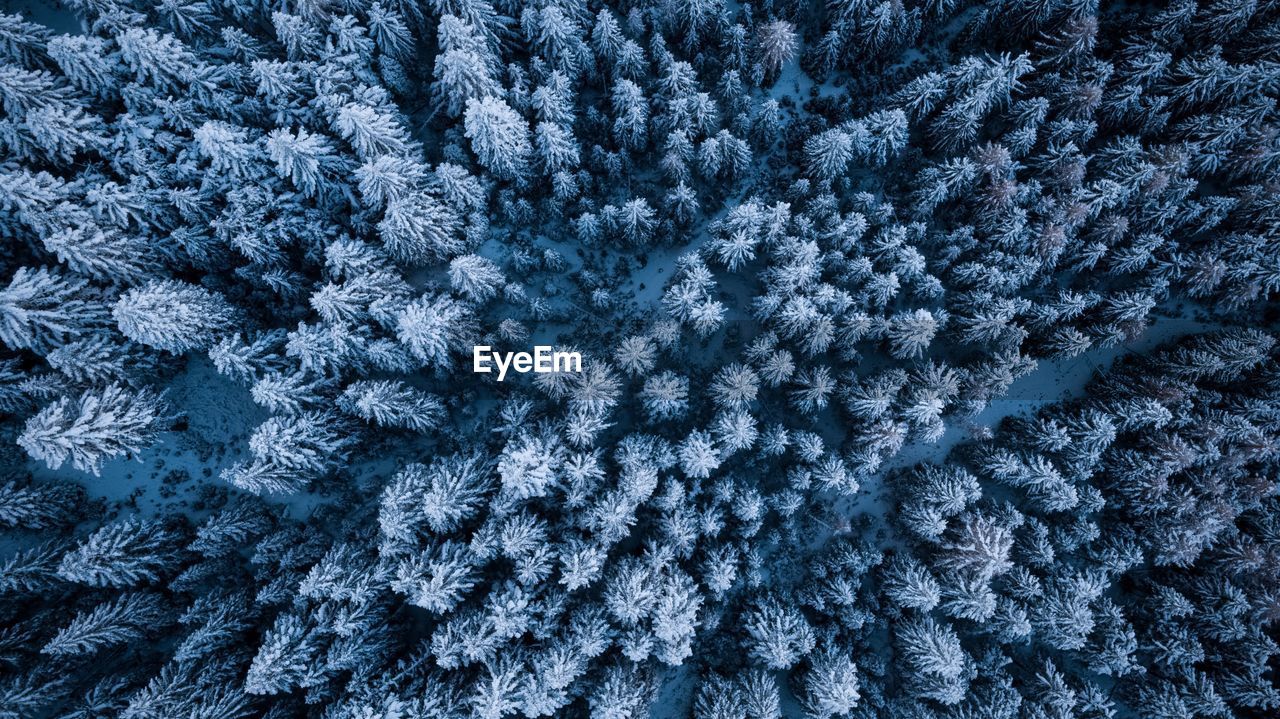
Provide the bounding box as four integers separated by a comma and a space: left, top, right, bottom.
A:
22, 357, 335, 523
1, 0, 81, 34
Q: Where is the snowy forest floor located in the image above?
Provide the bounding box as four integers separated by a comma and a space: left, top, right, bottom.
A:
0, 0, 78, 34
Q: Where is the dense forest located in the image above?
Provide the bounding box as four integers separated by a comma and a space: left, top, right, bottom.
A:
0, 0, 1278, 717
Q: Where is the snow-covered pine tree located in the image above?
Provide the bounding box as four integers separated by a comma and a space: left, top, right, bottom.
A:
41, 592, 167, 656
464, 95, 532, 181
113, 280, 237, 354
57, 517, 184, 587
19, 384, 167, 475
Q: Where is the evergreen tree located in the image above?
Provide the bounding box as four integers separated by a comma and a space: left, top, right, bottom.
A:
743, 596, 816, 670
338, 379, 445, 432
334, 102, 410, 159
396, 293, 478, 367
0, 479, 83, 530
652, 570, 703, 665
244, 612, 320, 695
265, 126, 343, 197
678, 430, 721, 479
392, 540, 480, 613
755, 21, 797, 85
434, 16, 503, 118
449, 254, 506, 303
42, 224, 159, 284
805, 128, 858, 181
19, 384, 167, 475
42, 592, 167, 657
464, 95, 532, 181
0, 267, 106, 353
895, 616, 967, 704
379, 193, 465, 264
881, 555, 942, 611
189, 497, 276, 559
801, 648, 861, 719
57, 517, 184, 587
246, 411, 355, 476
641, 370, 689, 421
113, 280, 237, 354
380, 452, 493, 541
